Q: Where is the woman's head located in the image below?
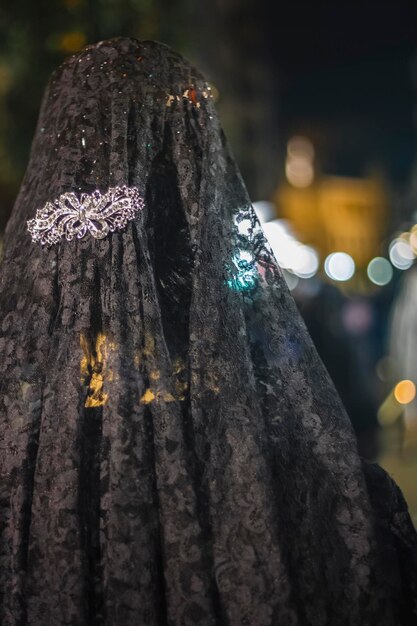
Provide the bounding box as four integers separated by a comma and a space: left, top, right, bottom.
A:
4, 36, 266, 336
28, 38, 213, 201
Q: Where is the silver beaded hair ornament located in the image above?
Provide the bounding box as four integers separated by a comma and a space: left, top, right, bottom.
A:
26, 66, 214, 248
27, 186, 144, 246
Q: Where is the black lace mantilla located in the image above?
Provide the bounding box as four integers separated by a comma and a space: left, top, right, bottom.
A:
0, 37, 416, 625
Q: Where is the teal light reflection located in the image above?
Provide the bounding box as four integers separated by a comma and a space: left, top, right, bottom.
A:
226, 249, 258, 292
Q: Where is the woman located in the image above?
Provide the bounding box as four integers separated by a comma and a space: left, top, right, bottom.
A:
0, 37, 416, 626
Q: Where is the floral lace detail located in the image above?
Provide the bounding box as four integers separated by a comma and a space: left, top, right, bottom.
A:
0, 37, 416, 626
27, 186, 144, 245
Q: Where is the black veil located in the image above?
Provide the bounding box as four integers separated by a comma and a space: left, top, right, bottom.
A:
0, 38, 416, 625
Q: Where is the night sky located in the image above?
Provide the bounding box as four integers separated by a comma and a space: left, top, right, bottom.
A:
266, 0, 417, 183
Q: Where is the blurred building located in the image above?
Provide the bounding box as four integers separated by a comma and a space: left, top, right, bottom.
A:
275, 173, 390, 286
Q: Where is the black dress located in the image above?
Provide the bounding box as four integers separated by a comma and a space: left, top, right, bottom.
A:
0, 37, 416, 626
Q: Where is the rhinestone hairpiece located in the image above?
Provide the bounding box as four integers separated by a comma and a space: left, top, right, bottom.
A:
27, 186, 144, 245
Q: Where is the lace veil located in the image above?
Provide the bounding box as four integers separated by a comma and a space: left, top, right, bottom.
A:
0, 37, 416, 625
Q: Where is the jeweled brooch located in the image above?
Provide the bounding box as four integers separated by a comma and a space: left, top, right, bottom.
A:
27, 186, 144, 245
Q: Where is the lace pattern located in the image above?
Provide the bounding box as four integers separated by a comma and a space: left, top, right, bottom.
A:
0, 37, 416, 626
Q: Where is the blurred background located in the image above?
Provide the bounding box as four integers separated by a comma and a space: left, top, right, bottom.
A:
0, 0, 416, 523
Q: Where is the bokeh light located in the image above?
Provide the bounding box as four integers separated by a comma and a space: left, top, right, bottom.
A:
282, 269, 299, 291
394, 380, 416, 405
287, 136, 315, 160
409, 225, 417, 254
285, 159, 314, 188
377, 394, 403, 426
389, 238, 415, 270
324, 252, 355, 281
262, 220, 319, 279
285, 136, 314, 188
342, 299, 373, 335
252, 201, 276, 224
57, 31, 86, 53
367, 257, 393, 286
291, 244, 319, 279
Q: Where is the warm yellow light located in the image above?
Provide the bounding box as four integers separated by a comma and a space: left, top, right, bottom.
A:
80, 332, 109, 407
287, 136, 314, 160
285, 136, 314, 188
399, 231, 411, 241
58, 31, 87, 53
285, 158, 314, 188
377, 392, 403, 426
410, 229, 417, 254
394, 380, 416, 405
140, 389, 156, 404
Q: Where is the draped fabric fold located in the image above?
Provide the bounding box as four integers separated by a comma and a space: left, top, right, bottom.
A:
0, 37, 416, 625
